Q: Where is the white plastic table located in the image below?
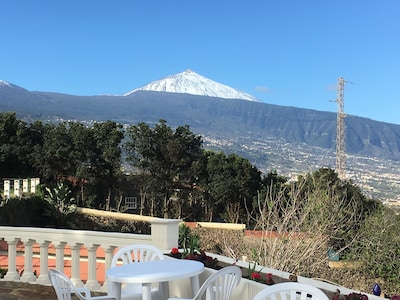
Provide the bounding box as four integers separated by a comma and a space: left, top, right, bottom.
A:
106, 259, 204, 300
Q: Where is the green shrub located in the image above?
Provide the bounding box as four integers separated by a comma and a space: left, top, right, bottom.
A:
0, 196, 52, 226
348, 206, 400, 294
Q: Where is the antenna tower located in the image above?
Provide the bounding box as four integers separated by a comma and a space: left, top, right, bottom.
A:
335, 77, 346, 179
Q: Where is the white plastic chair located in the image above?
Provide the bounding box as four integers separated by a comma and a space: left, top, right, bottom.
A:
110, 243, 165, 300
252, 282, 330, 300
48, 269, 116, 300
168, 265, 242, 300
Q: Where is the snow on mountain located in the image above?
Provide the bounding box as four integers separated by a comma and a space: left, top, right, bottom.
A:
0, 80, 29, 92
124, 69, 260, 102
0, 80, 31, 91
0, 80, 13, 87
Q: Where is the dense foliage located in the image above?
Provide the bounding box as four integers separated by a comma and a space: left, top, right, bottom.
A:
347, 206, 400, 293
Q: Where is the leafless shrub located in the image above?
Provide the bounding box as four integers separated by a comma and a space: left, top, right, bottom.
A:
247, 180, 363, 277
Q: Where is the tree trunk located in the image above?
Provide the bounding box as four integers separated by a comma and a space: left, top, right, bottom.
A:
163, 194, 169, 218
80, 183, 85, 207
139, 190, 145, 215
105, 188, 111, 211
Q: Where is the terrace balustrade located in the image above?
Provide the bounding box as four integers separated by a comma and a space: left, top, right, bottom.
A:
0, 216, 180, 292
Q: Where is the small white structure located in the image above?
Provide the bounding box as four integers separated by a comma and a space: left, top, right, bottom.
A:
13, 179, 20, 197
2, 177, 40, 199
23, 178, 29, 194
4, 179, 10, 199
31, 177, 40, 193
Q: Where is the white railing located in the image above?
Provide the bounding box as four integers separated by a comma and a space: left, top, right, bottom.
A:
0, 216, 180, 292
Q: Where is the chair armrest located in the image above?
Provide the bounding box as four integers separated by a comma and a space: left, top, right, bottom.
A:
76, 287, 91, 297
76, 287, 117, 300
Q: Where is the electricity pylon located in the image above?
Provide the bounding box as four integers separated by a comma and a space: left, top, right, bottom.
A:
335, 77, 346, 180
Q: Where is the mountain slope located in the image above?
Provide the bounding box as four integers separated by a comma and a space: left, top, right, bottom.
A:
2, 85, 400, 160
123, 69, 260, 102
2, 79, 400, 201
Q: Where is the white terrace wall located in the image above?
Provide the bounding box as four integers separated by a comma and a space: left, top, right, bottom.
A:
0, 215, 180, 291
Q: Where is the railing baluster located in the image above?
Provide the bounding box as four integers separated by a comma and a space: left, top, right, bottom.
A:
85, 244, 101, 291
36, 240, 51, 285
3, 238, 20, 281
20, 239, 36, 282
70, 243, 84, 287
101, 245, 117, 292
54, 241, 67, 272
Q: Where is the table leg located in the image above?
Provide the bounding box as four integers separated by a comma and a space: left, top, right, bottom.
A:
161, 281, 170, 299
108, 281, 122, 300
190, 275, 200, 296
142, 283, 152, 300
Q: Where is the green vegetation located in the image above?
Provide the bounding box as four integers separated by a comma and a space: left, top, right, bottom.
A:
1, 111, 399, 294
347, 206, 400, 293
43, 182, 76, 228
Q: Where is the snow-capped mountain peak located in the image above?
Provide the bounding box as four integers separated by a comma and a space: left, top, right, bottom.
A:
0, 80, 28, 92
124, 69, 260, 102
0, 80, 13, 87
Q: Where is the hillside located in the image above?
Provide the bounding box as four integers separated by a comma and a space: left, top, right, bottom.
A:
2, 83, 400, 203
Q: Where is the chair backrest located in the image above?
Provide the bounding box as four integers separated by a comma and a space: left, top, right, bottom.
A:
48, 269, 84, 300
194, 265, 241, 300
111, 243, 165, 266
253, 282, 330, 300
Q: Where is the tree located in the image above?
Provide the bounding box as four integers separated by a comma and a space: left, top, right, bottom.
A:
34, 122, 74, 181
124, 120, 203, 218
24, 120, 48, 176
296, 168, 379, 253
0, 112, 31, 178
226, 154, 261, 223
91, 121, 124, 210
67, 122, 96, 206
202, 151, 261, 223
31, 120, 124, 210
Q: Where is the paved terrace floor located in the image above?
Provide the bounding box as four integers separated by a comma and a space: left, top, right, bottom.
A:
0, 280, 110, 300
0, 280, 56, 300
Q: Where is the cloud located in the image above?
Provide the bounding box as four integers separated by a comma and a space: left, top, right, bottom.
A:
255, 86, 270, 93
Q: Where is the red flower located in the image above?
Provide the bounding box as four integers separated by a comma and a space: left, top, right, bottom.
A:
171, 247, 179, 254
265, 273, 274, 285
250, 272, 262, 280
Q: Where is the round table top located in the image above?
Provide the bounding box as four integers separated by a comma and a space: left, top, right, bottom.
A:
106, 259, 204, 284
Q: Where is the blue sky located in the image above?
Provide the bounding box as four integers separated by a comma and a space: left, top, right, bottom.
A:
1, 1, 400, 124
